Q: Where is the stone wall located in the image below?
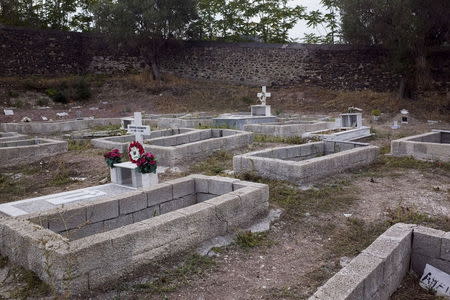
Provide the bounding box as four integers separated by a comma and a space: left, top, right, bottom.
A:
1, 25, 449, 91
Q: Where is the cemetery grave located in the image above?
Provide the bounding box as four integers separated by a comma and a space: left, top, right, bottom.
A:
0, 175, 269, 293
391, 130, 450, 162
0, 132, 27, 142
310, 223, 450, 300
0, 118, 122, 134
243, 119, 336, 137
144, 128, 253, 167
157, 114, 215, 129
233, 141, 379, 184
303, 112, 372, 141
91, 128, 195, 152
213, 86, 278, 130
0, 137, 68, 168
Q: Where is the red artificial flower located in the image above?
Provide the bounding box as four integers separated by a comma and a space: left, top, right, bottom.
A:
128, 141, 145, 163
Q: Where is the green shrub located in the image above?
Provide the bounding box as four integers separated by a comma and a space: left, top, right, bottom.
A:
46, 88, 67, 104
371, 109, 381, 116
36, 98, 49, 106
75, 78, 91, 101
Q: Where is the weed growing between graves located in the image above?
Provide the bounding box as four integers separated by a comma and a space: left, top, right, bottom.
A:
253, 135, 308, 144
133, 254, 216, 295
189, 151, 233, 175
235, 231, 270, 249
91, 124, 122, 132
0, 174, 26, 202
238, 172, 357, 220
49, 164, 75, 186
67, 139, 92, 151
352, 155, 450, 178
8, 266, 50, 299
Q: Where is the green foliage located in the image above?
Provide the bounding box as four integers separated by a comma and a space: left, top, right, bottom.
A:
253, 134, 311, 144
36, 97, 49, 106
0, 0, 97, 31
192, 0, 305, 43
9, 267, 51, 299
92, 0, 197, 79
74, 78, 92, 101
302, 0, 340, 44
371, 109, 381, 116
46, 88, 67, 104
235, 231, 268, 249
189, 150, 233, 175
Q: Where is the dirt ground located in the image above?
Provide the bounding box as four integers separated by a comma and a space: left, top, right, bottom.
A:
0, 76, 449, 299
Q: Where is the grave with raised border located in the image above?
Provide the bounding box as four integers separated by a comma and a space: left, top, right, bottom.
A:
309, 223, 450, 299
0, 175, 269, 294
233, 140, 379, 184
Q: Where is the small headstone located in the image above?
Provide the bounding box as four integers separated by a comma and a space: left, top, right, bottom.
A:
420, 264, 450, 296
3, 109, 14, 116
41, 116, 48, 121
56, 112, 68, 117
391, 120, 400, 129
21, 117, 32, 122
400, 109, 409, 124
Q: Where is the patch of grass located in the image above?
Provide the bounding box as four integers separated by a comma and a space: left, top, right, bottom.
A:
239, 172, 357, 220
67, 139, 92, 151
0, 174, 26, 202
353, 156, 450, 178
329, 218, 389, 257
10, 267, 51, 299
189, 151, 233, 175
133, 254, 216, 294
195, 124, 232, 129
253, 134, 310, 144
49, 166, 75, 186
386, 206, 450, 232
235, 231, 269, 249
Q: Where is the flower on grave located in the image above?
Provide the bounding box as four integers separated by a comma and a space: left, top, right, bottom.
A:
128, 141, 145, 163
104, 149, 122, 168
136, 152, 158, 174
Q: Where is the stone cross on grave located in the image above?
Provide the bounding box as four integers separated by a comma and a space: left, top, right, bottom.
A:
127, 112, 151, 143
257, 86, 271, 105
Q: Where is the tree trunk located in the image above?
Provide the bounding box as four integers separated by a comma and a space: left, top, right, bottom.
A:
150, 53, 161, 81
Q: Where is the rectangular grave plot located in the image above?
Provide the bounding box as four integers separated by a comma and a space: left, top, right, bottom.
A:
234, 141, 379, 184
391, 130, 450, 162
0, 175, 269, 294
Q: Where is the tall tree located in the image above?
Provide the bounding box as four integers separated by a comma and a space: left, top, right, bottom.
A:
335, 0, 450, 95
192, 0, 304, 43
303, 0, 341, 44
92, 0, 197, 80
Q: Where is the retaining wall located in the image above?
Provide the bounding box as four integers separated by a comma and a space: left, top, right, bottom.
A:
391, 130, 450, 162
310, 223, 450, 300
2, 25, 449, 91
0, 175, 269, 294
0, 138, 68, 168
233, 141, 379, 184
0, 132, 28, 142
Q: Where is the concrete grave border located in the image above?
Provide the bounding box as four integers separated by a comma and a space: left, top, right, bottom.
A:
0, 138, 68, 168
144, 129, 253, 167
303, 126, 372, 142
0, 175, 269, 294
0, 118, 124, 134
0, 132, 28, 142
157, 117, 214, 129
243, 120, 335, 137
391, 130, 450, 162
233, 141, 379, 184
91, 128, 195, 152
309, 223, 450, 300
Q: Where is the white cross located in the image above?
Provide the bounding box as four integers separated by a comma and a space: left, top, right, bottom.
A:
257, 86, 271, 105
127, 112, 150, 143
